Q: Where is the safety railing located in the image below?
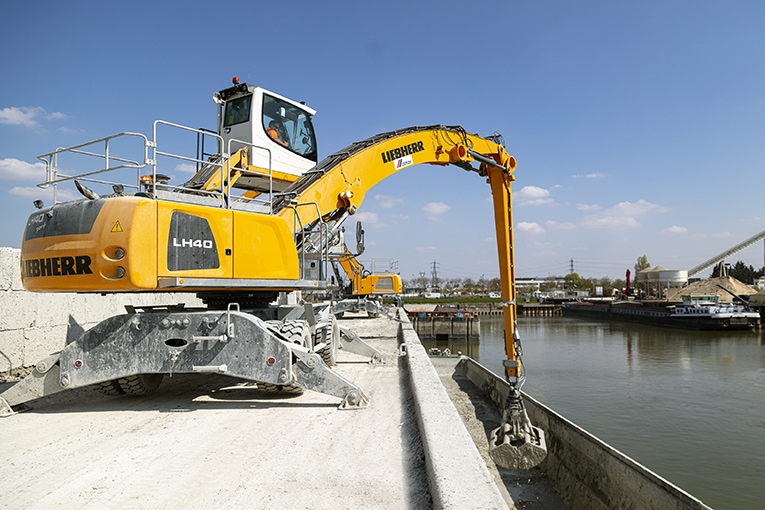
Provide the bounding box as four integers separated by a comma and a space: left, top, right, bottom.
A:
369, 258, 399, 274
287, 201, 331, 282
34, 120, 282, 213
149, 120, 227, 208
36, 132, 149, 204
225, 137, 274, 213
32, 119, 332, 283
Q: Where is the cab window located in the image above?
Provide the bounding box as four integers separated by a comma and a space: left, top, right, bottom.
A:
262, 94, 317, 162
224, 95, 252, 127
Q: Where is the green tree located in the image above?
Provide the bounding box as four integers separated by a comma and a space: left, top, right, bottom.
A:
591, 276, 618, 296
634, 255, 651, 275
564, 272, 586, 291
539, 277, 561, 293
712, 261, 764, 284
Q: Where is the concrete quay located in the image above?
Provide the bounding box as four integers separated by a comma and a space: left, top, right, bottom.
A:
0, 247, 712, 509
0, 310, 516, 509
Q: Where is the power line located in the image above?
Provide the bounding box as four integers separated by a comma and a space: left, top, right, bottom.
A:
430, 260, 440, 287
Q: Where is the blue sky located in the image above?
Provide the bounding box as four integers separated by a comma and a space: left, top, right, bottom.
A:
2, 1, 765, 282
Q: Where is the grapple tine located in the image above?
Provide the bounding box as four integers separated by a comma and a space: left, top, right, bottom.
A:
488, 386, 548, 470
489, 422, 547, 470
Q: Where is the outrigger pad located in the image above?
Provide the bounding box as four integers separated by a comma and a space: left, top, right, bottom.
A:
489, 424, 548, 470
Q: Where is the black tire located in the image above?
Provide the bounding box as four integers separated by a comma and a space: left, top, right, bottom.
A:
279, 320, 311, 347
95, 379, 126, 397
315, 314, 339, 366
257, 320, 309, 395
257, 381, 304, 395
117, 374, 164, 396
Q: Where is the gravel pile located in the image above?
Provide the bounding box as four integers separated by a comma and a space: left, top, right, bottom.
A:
665, 276, 756, 303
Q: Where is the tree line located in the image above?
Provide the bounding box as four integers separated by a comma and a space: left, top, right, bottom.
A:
402, 256, 765, 299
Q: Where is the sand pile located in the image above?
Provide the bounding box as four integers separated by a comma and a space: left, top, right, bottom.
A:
665, 276, 756, 303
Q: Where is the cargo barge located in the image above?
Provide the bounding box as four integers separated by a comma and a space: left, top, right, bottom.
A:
562, 295, 760, 330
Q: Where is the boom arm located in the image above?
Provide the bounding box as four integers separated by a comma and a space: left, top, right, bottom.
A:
276, 125, 518, 362
272, 125, 545, 468
274, 125, 515, 226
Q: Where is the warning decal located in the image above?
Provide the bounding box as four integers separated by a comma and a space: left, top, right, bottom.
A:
111, 221, 123, 233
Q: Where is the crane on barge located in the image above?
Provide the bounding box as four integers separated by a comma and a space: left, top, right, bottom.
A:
0, 77, 546, 469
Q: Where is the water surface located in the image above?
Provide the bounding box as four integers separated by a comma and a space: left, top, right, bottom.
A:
473, 316, 765, 510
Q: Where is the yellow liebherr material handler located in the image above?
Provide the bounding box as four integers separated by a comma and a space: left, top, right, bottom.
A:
328, 224, 403, 318
2, 78, 546, 469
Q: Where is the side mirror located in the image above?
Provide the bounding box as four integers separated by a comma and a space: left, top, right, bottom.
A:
356, 221, 365, 255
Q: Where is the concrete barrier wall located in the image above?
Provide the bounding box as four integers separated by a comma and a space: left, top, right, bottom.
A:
0, 248, 203, 374
397, 310, 508, 509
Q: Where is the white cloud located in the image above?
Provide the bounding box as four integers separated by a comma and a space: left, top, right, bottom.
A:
546, 220, 576, 230
0, 106, 65, 127
374, 194, 403, 209
422, 201, 450, 220
9, 186, 79, 202
354, 211, 381, 226
581, 199, 667, 230
662, 225, 688, 234
0, 158, 46, 181
517, 221, 545, 235
606, 199, 667, 216
577, 203, 600, 211
175, 163, 197, 173
571, 172, 607, 179
515, 185, 554, 206
415, 246, 437, 252
582, 215, 641, 229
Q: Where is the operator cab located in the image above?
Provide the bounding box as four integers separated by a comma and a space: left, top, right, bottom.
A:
214, 78, 317, 177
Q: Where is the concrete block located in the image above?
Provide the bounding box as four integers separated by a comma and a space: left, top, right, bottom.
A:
0, 248, 14, 291
0, 248, 24, 291
0, 328, 25, 371
0, 244, 205, 372
69, 294, 121, 327
23, 325, 68, 366
35, 293, 84, 328
0, 289, 38, 331
0, 249, 10, 291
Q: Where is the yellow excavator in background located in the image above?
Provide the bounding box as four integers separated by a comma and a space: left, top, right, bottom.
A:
1, 78, 546, 469
328, 222, 402, 318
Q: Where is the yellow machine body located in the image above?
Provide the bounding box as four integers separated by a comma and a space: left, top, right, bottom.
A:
335, 248, 403, 296
21, 197, 299, 292
13, 81, 547, 469
357, 273, 402, 295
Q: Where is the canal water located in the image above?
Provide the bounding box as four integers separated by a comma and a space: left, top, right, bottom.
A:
472, 316, 765, 510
